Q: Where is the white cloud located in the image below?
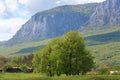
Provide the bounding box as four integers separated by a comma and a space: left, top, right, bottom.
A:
18, 0, 28, 5
0, 1, 5, 13
55, 0, 105, 5
56, 1, 62, 4
0, 0, 30, 18
18, 0, 43, 13
74, 0, 105, 4
0, 0, 6, 18
5, 0, 19, 12
0, 33, 13, 41
0, 18, 27, 41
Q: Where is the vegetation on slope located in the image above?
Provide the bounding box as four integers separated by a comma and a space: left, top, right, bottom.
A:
0, 39, 49, 56
0, 27, 119, 67
89, 42, 120, 66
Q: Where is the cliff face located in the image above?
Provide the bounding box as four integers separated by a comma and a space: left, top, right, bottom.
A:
5, 4, 97, 46
4, 0, 120, 46
90, 0, 120, 26
8, 12, 88, 44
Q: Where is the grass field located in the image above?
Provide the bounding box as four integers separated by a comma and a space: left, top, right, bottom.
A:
0, 73, 120, 80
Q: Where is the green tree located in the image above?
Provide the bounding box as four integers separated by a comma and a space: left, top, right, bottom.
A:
0, 56, 9, 68
33, 45, 55, 76
21, 65, 28, 73
10, 56, 22, 66
33, 31, 94, 76
21, 54, 33, 67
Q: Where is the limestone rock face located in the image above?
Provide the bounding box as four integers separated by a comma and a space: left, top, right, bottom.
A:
90, 0, 120, 26
5, 4, 97, 46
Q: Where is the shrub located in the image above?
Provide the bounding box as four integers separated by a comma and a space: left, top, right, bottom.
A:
2, 64, 12, 71
98, 68, 109, 75
21, 65, 28, 73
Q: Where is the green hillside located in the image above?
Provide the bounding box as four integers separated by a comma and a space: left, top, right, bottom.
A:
0, 39, 50, 56
0, 27, 120, 67
89, 42, 120, 66
83, 26, 120, 37
85, 26, 120, 66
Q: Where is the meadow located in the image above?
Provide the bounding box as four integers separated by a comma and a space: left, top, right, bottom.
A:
0, 73, 120, 80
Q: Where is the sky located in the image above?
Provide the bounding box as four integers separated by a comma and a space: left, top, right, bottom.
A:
0, 0, 105, 41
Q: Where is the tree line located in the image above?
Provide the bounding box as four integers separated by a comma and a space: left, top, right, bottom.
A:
0, 54, 33, 72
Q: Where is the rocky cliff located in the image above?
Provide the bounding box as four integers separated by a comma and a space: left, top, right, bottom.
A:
90, 0, 120, 26
5, 0, 120, 46
5, 3, 98, 46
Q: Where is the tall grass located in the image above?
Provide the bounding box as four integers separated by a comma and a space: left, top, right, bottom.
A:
0, 73, 120, 80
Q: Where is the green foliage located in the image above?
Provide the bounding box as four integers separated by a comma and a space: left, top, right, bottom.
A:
21, 54, 33, 67
98, 68, 109, 75
0, 56, 9, 68
2, 64, 12, 71
0, 54, 34, 70
33, 31, 94, 76
21, 65, 28, 73
110, 66, 120, 71
10, 56, 22, 66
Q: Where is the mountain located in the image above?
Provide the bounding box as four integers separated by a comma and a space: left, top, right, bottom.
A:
0, 42, 2, 46
5, 0, 120, 46
4, 3, 98, 46
89, 0, 120, 26
1, 0, 120, 67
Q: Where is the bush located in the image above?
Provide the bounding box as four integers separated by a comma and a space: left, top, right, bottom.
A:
2, 64, 12, 71
21, 65, 28, 73
98, 68, 109, 75
112, 72, 120, 75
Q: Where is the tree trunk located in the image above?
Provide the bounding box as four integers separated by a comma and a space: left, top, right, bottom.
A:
69, 53, 72, 75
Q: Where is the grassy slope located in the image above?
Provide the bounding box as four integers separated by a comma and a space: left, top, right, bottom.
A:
88, 42, 120, 66
84, 26, 120, 37
0, 39, 50, 56
85, 26, 120, 66
0, 73, 120, 80
0, 27, 120, 66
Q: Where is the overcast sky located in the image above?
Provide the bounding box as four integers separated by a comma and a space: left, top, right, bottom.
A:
0, 0, 105, 41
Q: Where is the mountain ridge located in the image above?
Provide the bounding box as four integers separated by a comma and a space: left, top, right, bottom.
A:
4, 0, 120, 46
0, 0, 120, 67
4, 3, 98, 46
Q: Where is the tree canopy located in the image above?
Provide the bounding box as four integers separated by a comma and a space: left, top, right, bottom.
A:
32, 31, 94, 76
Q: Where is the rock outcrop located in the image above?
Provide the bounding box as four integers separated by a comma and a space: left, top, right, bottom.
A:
5, 3, 97, 46
90, 0, 120, 26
